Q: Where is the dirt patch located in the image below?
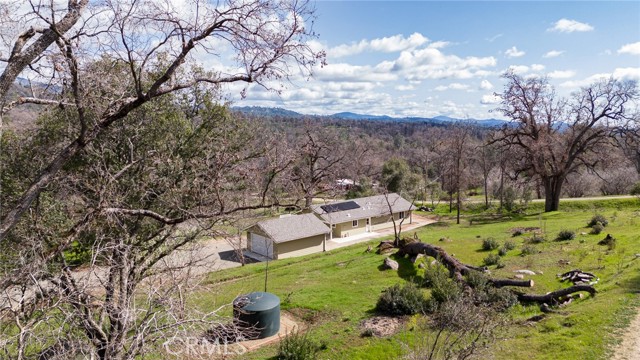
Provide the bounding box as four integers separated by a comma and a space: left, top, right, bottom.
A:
287, 308, 338, 325
612, 308, 640, 360
359, 316, 406, 337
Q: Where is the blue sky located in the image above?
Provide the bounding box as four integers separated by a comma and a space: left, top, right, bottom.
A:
236, 1, 640, 119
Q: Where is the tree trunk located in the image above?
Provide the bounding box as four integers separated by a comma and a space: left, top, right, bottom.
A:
456, 190, 461, 225
395, 240, 596, 304
484, 176, 489, 209
542, 175, 564, 212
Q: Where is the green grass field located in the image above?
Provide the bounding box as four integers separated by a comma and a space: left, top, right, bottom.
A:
194, 198, 640, 359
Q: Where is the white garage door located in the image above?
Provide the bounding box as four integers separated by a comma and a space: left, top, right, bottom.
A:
250, 233, 274, 258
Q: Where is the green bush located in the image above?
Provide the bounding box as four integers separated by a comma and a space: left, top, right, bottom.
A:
465, 271, 489, 290
590, 223, 604, 235
503, 240, 516, 250
521, 244, 538, 256
376, 282, 427, 316
482, 237, 500, 251
485, 287, 519, 310
498, 247, 508, 257
277, 329, 323, 360
511, 228, 524, 237
631, 182, 640, 196
428, 278, 463, 310
588, 214, 609, 227
556, 229, 576, 241
423, 262, 449, 288
483, 253, 503, 267
525, 233, 546, 244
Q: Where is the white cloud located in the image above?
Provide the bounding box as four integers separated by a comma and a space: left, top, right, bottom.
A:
396, 84, 415, 91
505, 46, 525, 58
531, 64, 545, 72
479, 79, 494, 90
613, 67, 640, 80
434, 83, 470, 91
428, 41, 450, 49
618, 42, 640, 55
547, 70, 576, 79
392, 47, 497, 80
328, 32, 428, 58
316, 63, 397, 82
543, 50, 564, 58
486, 34, 503, 42
507, 65, 530, 75
548, 19, 594, 33
480, 94, 501, 105
560, 67, 640, 87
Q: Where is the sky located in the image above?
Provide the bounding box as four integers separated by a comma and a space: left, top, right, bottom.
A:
234, 1, 640, 120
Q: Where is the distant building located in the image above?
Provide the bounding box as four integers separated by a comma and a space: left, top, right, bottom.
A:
335, 178, 356, 190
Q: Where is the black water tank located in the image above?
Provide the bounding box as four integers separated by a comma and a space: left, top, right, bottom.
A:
233, 292, 280, 339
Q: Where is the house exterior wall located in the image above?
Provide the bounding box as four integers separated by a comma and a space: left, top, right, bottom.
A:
330, 211, 413, 234
331, 218, 367, 238
275, 234, 325, 259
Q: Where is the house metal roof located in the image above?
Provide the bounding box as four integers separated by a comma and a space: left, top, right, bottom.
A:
251, 213, 331, 243
310, 193, 413, 224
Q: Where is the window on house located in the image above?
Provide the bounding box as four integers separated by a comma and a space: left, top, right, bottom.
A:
352, 220, 358, 227
399, 211, 405, 219
366, 218, 370, 225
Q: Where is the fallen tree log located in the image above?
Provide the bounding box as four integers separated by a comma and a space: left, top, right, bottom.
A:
514, 285, 597, 304
392, 240, 596, 305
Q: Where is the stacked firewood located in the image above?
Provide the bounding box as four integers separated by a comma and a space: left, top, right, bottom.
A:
557, 269, 599, 286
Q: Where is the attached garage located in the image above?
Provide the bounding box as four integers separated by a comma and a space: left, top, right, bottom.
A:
249, 233, 274, 258
246, 214, 331, 260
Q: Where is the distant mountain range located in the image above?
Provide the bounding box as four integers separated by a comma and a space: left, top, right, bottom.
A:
232, 106, 509, 128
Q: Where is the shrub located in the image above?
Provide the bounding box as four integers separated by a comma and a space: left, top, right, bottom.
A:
423, 262, 449, 289
485, 287, 518, 310
521, 244, 538, 256
556, 229, 576, 241
588, 214, 608, 227
590, 223, 604, 235
498, 247, 508, 257
503, 240, 516, 251
525, 233, 545, 244
483, 253, 503, 267
277, 329, 322, 360
428, 278, 463, 310
631, 182, 640, 196
511, 228, 524, 237
376, 282, 427, 316
481, 237, 500, 251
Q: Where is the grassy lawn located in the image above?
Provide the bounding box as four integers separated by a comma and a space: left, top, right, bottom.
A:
193, 198, 640, 359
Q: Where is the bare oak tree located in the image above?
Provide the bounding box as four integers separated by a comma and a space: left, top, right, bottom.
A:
492, 73, 638, 212
0, 0, 324, 241
0, 1, 323, 358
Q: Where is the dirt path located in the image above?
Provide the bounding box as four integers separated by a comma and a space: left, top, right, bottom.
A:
612, 309, 640, 360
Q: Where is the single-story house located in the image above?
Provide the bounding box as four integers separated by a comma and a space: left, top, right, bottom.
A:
310, 193, 413, 239
246, 213, 331, 260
